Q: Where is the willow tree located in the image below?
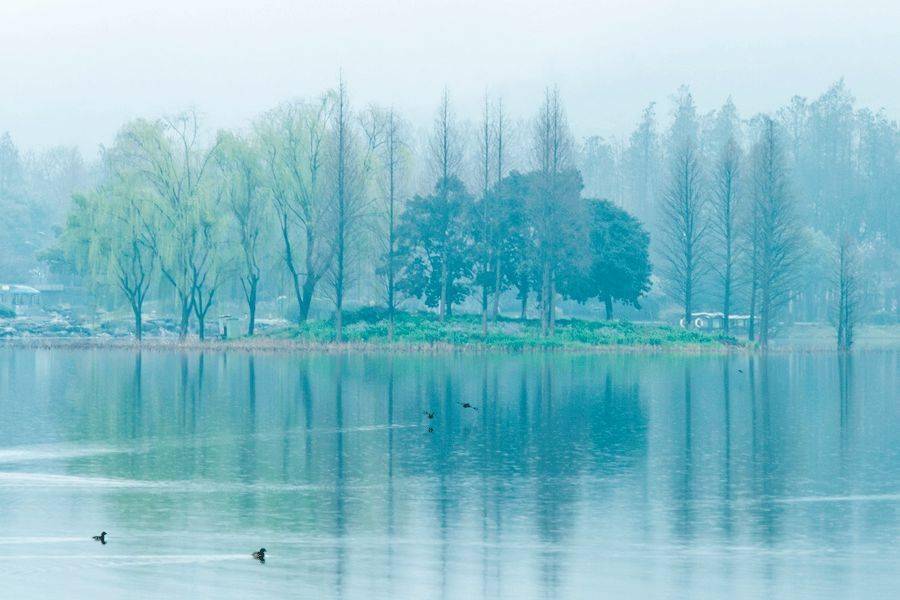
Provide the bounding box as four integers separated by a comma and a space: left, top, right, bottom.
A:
60, 185, 156, 340
257, 97, 333, 323
216, 130, 267, 336
114, 111, 220, 338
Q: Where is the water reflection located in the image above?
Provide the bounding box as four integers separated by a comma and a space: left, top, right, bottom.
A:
0, 349, 897, 599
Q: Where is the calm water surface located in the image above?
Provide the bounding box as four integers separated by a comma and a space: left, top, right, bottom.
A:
0, 349, 897, 599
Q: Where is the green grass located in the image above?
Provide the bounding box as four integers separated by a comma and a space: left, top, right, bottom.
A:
259, 308, 737, 351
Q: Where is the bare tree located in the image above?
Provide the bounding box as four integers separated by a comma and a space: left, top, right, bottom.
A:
659, 139, 707, 329
530, 86, 578, 336
750, 117, 804, 349
331, 79, 351, 342
371, 107, 408, 341
329, 79, 378, 342
710, 138, 741, 334
490, 96, 510, 322
429, 88, 464, 321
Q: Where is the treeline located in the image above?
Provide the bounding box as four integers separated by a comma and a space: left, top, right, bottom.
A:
10, 79, 896, 349
0, 134, 90, 278
579, 81, 897, 347
49, 85, 651, 341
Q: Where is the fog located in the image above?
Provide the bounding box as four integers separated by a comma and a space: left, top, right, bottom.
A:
2, 0, 898, 152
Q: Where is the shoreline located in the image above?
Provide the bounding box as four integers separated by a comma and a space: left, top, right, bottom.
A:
0, 335, 742, 355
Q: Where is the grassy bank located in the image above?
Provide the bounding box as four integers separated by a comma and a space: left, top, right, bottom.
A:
259, 309, 737, 351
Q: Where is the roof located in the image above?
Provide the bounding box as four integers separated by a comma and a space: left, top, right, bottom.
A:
0, 284, 40, 295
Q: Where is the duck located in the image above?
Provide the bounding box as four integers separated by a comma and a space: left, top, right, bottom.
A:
427, 426, 434, 433
252, 548, 267, 562
423, 411, 435, 420
92, 531, 108, 544
461, 402, 478, 411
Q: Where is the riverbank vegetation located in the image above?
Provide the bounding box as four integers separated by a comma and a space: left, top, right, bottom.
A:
261, 309, 732, 350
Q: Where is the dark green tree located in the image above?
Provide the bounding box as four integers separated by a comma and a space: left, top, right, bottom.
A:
562, 199, 651, 319
396, 177, 473, 315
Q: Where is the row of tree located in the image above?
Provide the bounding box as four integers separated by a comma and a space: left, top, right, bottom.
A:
16, 80, 889, 350
580, 81, 896, 339
54, 85, 652, 341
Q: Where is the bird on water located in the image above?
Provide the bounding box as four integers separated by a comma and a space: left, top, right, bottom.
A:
423, 411, 435, 419
252, 548, 267, 562
461, 402, 478, 411
92, 531, 108, 544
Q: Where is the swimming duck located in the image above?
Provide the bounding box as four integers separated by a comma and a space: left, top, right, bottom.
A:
252, 548, 266, 562
461, 402, 478, 411
423, 411, 435, 419
92, 531, 108, 544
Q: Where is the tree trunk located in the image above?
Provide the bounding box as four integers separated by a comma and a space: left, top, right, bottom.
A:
683, 274, 693, 330
481, 285, 488, 336
246, 276, 258, 336
548, 272, 556, 335
604, 295, 613, 320
759, 286, 770, 350
491, 255, 502, 322
748, 278, 757, 343
540, 260, 550, 336
297, 275, 317, 323
178, 295, 192, 340
132, 300, 142, 341
519, 276, 529, 321
387, 250, 395, 343
723, 262, 731, 335
335, 302, 343, 343
439, 249, 448, 322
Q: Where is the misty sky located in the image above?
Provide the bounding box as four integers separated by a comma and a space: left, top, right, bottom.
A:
2, 0, 898, 154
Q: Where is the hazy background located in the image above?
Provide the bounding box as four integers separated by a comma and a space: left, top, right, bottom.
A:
2, 0, 898, 153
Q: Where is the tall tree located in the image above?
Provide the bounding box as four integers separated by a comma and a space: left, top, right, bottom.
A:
257, 97, 333, 324
660, 86, 706, 328
330, 79, 352, 342
659, 139, 706, 328
710, 138, 742, 334
216, 130, 267, 336
371, 107, 408, 341
750, 117, 804, 349
530, 86, 582, 336
623, 103, 661, 224
428, 88, 464, 321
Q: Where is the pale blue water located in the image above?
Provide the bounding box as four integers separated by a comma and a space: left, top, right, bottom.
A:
0, 349, 897, 599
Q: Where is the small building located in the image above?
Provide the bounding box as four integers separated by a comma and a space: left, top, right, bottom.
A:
679, 312, 750, 332
0, 284, 41, 314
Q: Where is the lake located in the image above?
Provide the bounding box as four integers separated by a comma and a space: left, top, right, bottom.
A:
0, 348, 897, 599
